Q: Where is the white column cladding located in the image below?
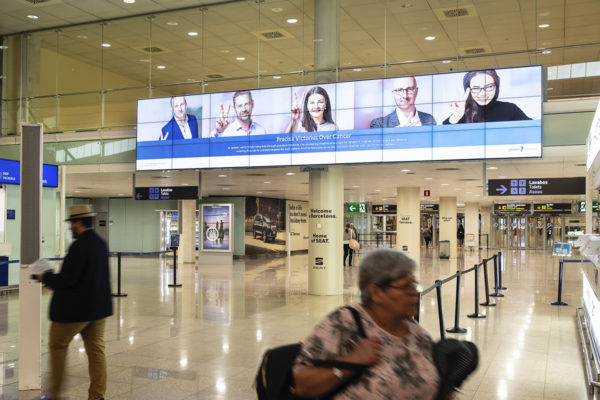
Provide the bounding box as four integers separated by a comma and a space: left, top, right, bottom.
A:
181, 200, 196, 264
307, 166, 343, 295
480, 206, 492, 249
586, 173, 593, 234
396, 187, 421, 264
59, 165, 66, 256
19, 124, 43, 390
465, 202, 479, 249
439, 197, 458, 259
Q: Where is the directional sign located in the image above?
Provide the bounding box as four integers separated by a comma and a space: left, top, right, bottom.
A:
372, 204, 396, 214
420, 204, 439, 212
135, 186, 198, 200
488, 177, 585, 196
532, 203, 572, 213
578, 201, 599, 213
346, 202, 367, 214
494, 204, 530, 213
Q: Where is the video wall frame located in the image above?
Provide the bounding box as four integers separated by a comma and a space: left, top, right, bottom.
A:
201, 203, 232, 252
137, 65, 543, 170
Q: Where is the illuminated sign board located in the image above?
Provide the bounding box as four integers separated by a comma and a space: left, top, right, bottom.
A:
372, 204, 396, 214
0, 159, 58, 187
494, 203, 529, 213
346, 202, 367, 214
578, 201, 599, 213
420, 204, 439, 212
136, 65, 542, 170
488, 177, 585, 196
532, 203, 572, 213
134, 186, 198, 200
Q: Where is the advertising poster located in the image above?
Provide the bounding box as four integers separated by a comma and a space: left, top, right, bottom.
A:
137, 65, 542, 171
287, 200, 309, 252
245, 196, 286, 255
201, 204, 232, 252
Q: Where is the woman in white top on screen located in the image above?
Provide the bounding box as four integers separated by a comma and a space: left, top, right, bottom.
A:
286, 86, 337, 133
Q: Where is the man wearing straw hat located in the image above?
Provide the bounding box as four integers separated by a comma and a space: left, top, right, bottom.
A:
35, 204, 113, 400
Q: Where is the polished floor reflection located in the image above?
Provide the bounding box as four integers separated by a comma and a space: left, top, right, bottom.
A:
0, 247, 591, 399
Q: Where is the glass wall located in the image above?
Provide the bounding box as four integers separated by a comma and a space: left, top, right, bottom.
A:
2, 0, 600, 136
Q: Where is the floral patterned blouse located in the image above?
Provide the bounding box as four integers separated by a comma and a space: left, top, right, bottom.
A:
293, 304, 440, 400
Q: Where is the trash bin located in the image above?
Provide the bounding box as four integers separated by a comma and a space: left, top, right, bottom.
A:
439, 240, 450, 259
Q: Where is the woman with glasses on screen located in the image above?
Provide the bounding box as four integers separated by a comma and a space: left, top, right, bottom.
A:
286, 86, 337, 133
291, 248, 444, 399
443, 69, 531, 124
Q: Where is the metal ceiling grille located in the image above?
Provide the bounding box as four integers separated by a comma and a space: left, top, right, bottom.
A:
433, 5, 478, 21
251, 29, 294, 41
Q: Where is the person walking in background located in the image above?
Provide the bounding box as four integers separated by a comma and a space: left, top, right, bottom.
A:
343, 223, 355, 267
36, 204, 113, 400
423, 225, 432, 249
457, 224, 465, 247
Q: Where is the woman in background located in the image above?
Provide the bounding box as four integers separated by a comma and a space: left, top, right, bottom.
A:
286, 86, 337, 132
443, 69, 531, 124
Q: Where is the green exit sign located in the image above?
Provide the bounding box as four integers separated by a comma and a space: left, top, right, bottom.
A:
578, 201, 598, 213
346, 202, 367, 214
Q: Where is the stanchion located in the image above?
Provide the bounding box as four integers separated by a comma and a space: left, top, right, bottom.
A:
480, 259, 496, 307
490, 254, 504, 298
446, 271, 467, 334
468, 264, 486, 319
498, 251, 507, 290
112, 252, 128, 297
435, 280, 446, 339
415, 294, 421, 323
168, 247, 182, 288
551, 259, 568, 306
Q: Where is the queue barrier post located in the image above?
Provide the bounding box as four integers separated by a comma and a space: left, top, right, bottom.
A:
480, 259, 496, 307
435, 280, 446, 340
498, 251, 507, 290
415, 294, 421, 323
168, 247, 182, 288
551, 259, 568, 306
490, 254, 504, 298
468, 264, 486, 319
112, 252, 128, 297
446, 271, 467, 334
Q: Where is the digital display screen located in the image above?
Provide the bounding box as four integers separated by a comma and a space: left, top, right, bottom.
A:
136, 65, 542, 170
0, 159, 58, 187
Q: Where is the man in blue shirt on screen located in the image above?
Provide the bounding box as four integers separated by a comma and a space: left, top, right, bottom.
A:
213, 90, 267, 137
370, 76, 436, 128
160, 96, 199, 140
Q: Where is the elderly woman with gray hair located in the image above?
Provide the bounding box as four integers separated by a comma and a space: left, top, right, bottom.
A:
292, 248, 441, 399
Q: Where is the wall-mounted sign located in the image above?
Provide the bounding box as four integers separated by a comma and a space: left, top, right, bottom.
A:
134, 186, 198, 200
0, 159, 58, 188
533, 203, 572, 213
6, 210, 15, 220
372, 204, 396, 214
300, 166, 328, 172
136, 65, 542, 171
494, 203, 530, 213
578, 201, 599, 213
420, 204, 439, 212
488, 177, 585, 196
346, 202, 367, 214
424, 190, 430, 197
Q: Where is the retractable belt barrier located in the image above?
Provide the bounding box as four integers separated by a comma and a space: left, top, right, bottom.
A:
417, 251, 503, 339
551, 258, 591, 306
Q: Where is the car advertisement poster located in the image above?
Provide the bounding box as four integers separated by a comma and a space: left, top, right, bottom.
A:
201, 204, 232, 252
245, 196, 286, 254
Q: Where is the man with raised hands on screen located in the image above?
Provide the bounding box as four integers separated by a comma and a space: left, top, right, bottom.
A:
213, 90, 267, 137
160, 96, 199, 140
370, 76, 436, 128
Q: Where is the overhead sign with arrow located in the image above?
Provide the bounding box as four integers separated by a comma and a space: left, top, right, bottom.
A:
488, 177, 585, 196
135, 186, 198, 200
346, 202, 367, 214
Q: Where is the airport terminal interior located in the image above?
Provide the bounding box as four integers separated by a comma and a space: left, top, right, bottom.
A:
1, 0, 600, 399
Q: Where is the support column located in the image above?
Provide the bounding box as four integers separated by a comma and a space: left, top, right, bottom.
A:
180, 199, 196, 264
314, 0, 339, 83
308, 166, 343, 295
465, 202, 479, 250
19, 123, 43, 390
58, 166, 66, 256
480, 206, 492, 249
396, 187, 420, 264
439, 197, 457, 259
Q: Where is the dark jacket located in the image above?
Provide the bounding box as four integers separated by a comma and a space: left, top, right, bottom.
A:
161, 114, 199, 140
43, 229, 113, 323
442, 101, 531, 124
370, 110, 437, 128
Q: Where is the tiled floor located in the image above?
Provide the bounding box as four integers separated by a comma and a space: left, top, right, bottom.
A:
0, 246, 593, 399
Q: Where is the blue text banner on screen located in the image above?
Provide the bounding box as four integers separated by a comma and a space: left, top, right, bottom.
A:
136, 65, 542, 171
0, 159, 58, 187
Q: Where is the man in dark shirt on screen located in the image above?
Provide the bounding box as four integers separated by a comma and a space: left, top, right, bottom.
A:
370, 76, 436, 128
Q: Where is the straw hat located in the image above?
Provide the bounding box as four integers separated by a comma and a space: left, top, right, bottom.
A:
66, 204, 96, 221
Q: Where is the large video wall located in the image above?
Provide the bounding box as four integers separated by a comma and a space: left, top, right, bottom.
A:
136, 65, 542, 170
